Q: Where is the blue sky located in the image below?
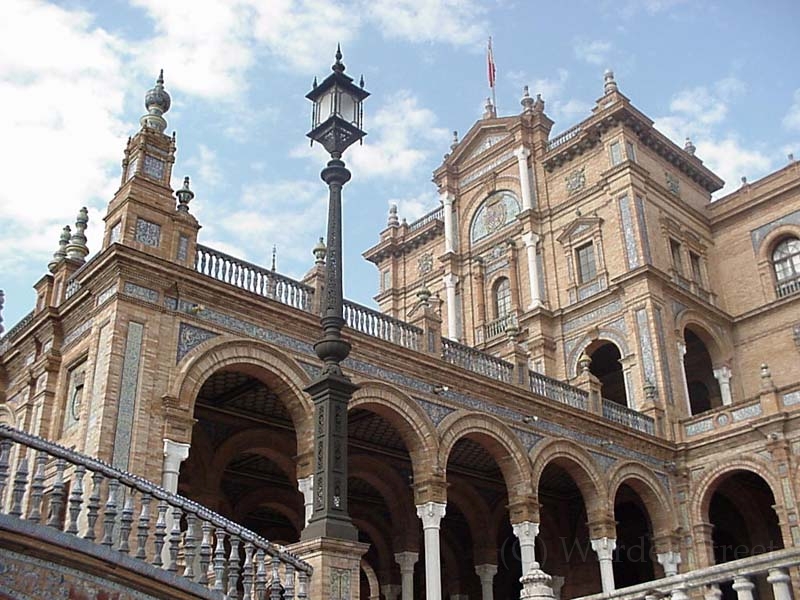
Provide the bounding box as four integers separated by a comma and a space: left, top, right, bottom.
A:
1, 0, 800, 330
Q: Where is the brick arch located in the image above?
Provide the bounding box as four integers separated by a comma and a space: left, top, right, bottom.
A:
567, 329, 630, 377
754, 224, 800, 258
207, 427, 298, 489
352, 515, 397, 577
349, 381, 438, 483
361, 560, 380, 600
689, 456, 783, 530
607, 462, 675, 536
0, 404, 16, 427
438, 411, 533, 504
349, 454, 418, 548
530, 438, 608, 516
170, 336, 313, 449
675, 311, 732, 364
232, 486, 303, 534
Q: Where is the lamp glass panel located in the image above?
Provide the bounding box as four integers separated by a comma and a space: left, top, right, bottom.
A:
338, 90, 357, 125
317, 88, 335, 125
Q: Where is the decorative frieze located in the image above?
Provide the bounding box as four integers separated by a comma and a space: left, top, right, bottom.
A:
134, 218, 161, 247
459, 149, 515, 187
96, 284, 117, 307
588, 451, 617, 472
177, 235, 189, 262
176, 322, 219, 363
784, 391, 800, 407
563, 298, 623, 333
685, 418, 713, 436
416, 398, 455, 425
123, 282, 159, 304
732, 403, 762, 422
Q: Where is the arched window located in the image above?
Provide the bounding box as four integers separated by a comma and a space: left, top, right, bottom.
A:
773, 237, 800, 297
494, 277, 512, 318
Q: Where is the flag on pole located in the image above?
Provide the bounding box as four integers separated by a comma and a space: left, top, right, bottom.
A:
487, 36, 496, 89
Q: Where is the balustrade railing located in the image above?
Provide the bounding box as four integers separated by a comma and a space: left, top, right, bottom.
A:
343, 300, 422, 351
441, 338, 513, 383
407, 206, 444, 231
547, 124, 582, 151
483, 313, 517, 341
575, 547, 800, 600
0, 424, 312, 599
777, 277, 800, 299
601, 398, 655, 435
195, 245, 313, 311
529, 372, 588, 410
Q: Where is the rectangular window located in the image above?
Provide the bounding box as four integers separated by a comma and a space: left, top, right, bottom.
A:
670, 239, 683, 274
381, 270, 391, 291
609, 141, 623, 166
576, 242, 597, 284
626, 141, 636, 162
690, 251, 703, 283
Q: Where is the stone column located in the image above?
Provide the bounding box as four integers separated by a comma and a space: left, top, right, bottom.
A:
394, 551, 418, 600
590, 537, 616, 594
521, 233, 541, 309
382, 584, 401, 600
417, 502, 447, 600
298, 475, 314, 527
162, 439, 190, 493
713, 366, 733, 406
704, 584, 723, 600
515, 146, 533, 211
767, 568, 793, 600
443, 273, 459, 340
677, 341, 692, 414
656, 550, 681, 577
732, 575, 755, 600
512, 521, 539, 576
475, 564, 497, 600
442, 191, 456, 253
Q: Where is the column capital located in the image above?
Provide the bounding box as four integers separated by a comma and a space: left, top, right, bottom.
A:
512, 520, 539, 542
590, 537, 616, 560
440, 190, 455, 205
521, 231, 540, 247
475, 563, 498, 579
712, 365, 732, 382
656, 550, 682, 577
163, 438, 190, 467
394, 551, 419, 573
416, 501, 447, 529
514, 146, 531, 160
677, 341, 687, 357
443, 273, 459, 288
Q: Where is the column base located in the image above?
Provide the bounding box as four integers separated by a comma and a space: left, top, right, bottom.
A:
288, 536, 370, 600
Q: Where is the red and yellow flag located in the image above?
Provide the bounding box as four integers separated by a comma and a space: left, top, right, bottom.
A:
487, 36, 496, 89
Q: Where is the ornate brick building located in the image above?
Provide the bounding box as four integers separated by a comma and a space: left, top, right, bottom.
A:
1, 71, 800, 600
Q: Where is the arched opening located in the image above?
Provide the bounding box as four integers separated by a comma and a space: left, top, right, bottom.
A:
707, 470, 784, 599
348, 408, 419, 598
445, 436, 520, 600
493, 277, 512, 318
585, 341, 627, 406
683, 327, 721, 415
613, 484, 655, 588
179, 368, 303, 543
772, 236, 800, 297
538, 460, 602, 597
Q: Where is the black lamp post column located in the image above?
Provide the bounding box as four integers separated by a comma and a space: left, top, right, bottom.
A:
301, 47, 369, 543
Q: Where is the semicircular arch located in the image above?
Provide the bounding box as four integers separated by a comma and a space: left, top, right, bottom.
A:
607, 461, 675, 535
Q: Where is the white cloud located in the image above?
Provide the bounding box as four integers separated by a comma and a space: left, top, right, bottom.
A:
184, 144, 223, 188
0, 0, 129, 269
783, 89, 800, 132
388, 191, 440, 223
574, 39, 612, 66
365, 0, 488, 47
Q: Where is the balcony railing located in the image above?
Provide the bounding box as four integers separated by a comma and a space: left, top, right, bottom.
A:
343, 300, 422, 351
407, 206, 444, 231
529, 372, 588, 411
195, 245, 313, 311
575, 546, 800, 600
442, 338, 514, 383
601, 398, 655, 435
776, 277, 800, 299
0, 424, 312, 599
546, 124, 582, 151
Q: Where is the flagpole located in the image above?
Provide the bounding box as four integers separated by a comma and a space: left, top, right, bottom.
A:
488, 36, 497, 114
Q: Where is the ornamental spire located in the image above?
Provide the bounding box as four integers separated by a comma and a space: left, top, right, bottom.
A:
66, 207, 89, 262
140, 69, 172, 133
603, 69, 618, 94
332, 44, 345, 74
48, 225, 72, 272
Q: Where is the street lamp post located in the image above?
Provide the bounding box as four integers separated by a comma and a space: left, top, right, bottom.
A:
301, 46, 369, 542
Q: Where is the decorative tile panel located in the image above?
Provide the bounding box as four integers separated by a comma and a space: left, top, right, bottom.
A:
750, 210, 800, 251
470, 191, 521, 244
113, 322, 144, 470
416, 398, 455, 425
176, 322, 219, 363
96, 284, 117, 306
565, 167, 586, 195
577, 280, 602, 301
634, 196, 652, 264
109, 220, 122, 243
654, 307, 673, 405
513, 428, 543, 451
123, 281, 159, 304
685, 418, 713, 436
459, 149, 515, 186
732, 403, 762, 422
177, 235, 189, 262
465, 133, 511, 161
619, 195, 640, 269
783, 391, 800, 407
563, 299, 624, 333
589, 451, 617, 472
134, 217, 161, 247
143, 154, 165, 180
63, 319, 93, 348
635, 309, 656, 383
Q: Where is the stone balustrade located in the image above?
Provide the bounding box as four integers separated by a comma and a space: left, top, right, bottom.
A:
529, 372, 589, 411
343, 300, 422, 351
574, 546, 800, 600
601, 398, 655, 435
407, 206, 444, 231
0, 424, 312, 600
442, 337, 514, 383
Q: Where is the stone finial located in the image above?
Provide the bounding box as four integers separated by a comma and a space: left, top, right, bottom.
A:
48, 225, 72, 272
760, 363, 775, 391
66, 207, 89, 262
684, 137, 696, 156
533, 93, 545, 114
176, 176, 194, 212
313, 237, 327, 265
788, 153, 795, 162
450, 130, 459, 150
520, 563, 555, 600
644, 379, 657, 401
578, 352, 591, 374
741, 176, 748, 185
0, 289, 4, 336
417, 284, 432, 307
271, 245, 277, 271
521, 86, 535, 113
483, 97, 497, 119
603, 69, 618, 94
141, 70, 171, 133
388, 203, 399, 227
